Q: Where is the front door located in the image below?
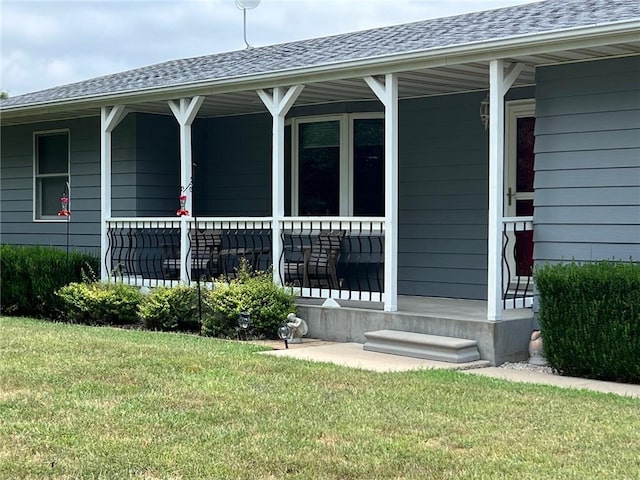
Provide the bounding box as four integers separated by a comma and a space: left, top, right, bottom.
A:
505, 100, 535, 279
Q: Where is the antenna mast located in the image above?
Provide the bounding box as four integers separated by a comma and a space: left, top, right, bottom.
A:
235, 0, 262, 49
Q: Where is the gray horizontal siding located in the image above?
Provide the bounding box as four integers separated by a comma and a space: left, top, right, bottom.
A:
201, 113, 272, 216
534, 110, 640, 135
535, 242, 640, 262
135, 114, 180, 216
398, 281, 485, 300
535, 149, 640, 170
0, 117, 102, 253
534, 224, 639, 244
534, 186, 640, 206
536, 91, 638, 117
534, 130, 639, 152
398, 252, 486, 269
0, 112, 174, 253
535, 168, 640, 188
534, 55, 640, 264
398, 91, 496, 300
111, 114, 138, 217
535, 205, 640, 224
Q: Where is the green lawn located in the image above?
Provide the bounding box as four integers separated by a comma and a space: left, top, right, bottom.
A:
1, 317, 638, 479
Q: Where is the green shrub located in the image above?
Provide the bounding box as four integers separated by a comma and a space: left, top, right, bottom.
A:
0, 244, 100, 319
139, 285, 208, 332
535, 261, 640, 383
202, 264, 296, 338
56, 282, 143, 326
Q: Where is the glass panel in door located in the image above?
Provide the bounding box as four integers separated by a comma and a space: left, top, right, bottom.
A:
514, 117, 535, 276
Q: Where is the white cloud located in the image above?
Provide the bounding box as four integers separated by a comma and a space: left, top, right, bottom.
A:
0, 0, 534, 96
0, 8, 64, 46
44, 58, 75, 82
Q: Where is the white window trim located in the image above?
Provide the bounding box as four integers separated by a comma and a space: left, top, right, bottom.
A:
291, 112, 384, 216
33, 129, 71, 222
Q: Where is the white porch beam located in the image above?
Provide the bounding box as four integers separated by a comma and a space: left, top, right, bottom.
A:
100, 105, 128, 281
168, 96, 204, 283
257, 85, 305, 286
365, 74, 399, 312
487, 61, 523, 321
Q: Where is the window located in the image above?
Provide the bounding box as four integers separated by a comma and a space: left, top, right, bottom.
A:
34, 130, 70, 220
292, 114, 384, 216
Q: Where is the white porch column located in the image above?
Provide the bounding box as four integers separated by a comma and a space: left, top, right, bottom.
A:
100, 105, 128, 281
365, 74, 399, 312
487, 61, 524, 320
168, 96, 205, 283
257, 85, 304, 286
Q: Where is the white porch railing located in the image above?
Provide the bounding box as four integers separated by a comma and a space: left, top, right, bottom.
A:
105, 217, 385, 303
106, 217, 181, 287
502, 216, 534, 309
279, 217, 385, 302
106, 216, 528, 309
105, 217, 272, 287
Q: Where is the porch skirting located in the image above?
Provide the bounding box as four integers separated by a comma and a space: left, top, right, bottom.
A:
296, 296, 534, 366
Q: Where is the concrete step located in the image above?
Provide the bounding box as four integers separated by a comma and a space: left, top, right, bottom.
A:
363, 329, 481, 363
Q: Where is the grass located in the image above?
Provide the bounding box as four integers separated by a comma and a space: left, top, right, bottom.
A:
1, 317, 639, 479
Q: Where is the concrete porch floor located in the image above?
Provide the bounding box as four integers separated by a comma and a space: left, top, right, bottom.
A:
295, 295, 535, 365
298, 295, 533, 320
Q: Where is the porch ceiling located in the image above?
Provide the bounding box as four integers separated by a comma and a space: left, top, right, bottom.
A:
128, 61, 519, 118
2, 40, 638, 126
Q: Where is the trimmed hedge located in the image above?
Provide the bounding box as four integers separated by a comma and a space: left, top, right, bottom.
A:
0, 244, 100, 319
56, 282, 143, 326
139, 285, 207, 332
535, 261, 640, 383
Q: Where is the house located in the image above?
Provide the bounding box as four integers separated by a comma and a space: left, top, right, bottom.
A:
1, 0, 638, 364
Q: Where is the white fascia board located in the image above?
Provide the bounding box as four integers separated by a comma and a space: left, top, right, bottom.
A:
1, 19, 639, 120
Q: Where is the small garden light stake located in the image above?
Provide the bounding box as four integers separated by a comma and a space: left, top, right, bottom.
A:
277, 323, 290, 349
237, 311, 251, 340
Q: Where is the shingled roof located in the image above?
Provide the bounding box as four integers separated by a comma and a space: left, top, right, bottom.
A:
2, 0, 639, 109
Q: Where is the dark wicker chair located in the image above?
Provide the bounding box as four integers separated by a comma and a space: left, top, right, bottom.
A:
162, 230, 222, 280
284, 230, 345, 289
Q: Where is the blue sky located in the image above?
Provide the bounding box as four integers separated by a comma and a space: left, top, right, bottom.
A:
1, 0, 534, 96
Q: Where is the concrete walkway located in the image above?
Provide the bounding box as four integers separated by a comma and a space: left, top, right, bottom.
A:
258, 339, 640, 399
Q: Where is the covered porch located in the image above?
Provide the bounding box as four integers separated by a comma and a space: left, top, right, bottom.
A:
97, 56, 543, 322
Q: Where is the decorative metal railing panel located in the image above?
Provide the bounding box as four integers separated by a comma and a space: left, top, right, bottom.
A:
106, 218, 272, 286
106, 217, 383, 301
279, 217, 385, 302
106, 218, 181, 286
502, 216, 534, 309
188, 219, 273, 281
